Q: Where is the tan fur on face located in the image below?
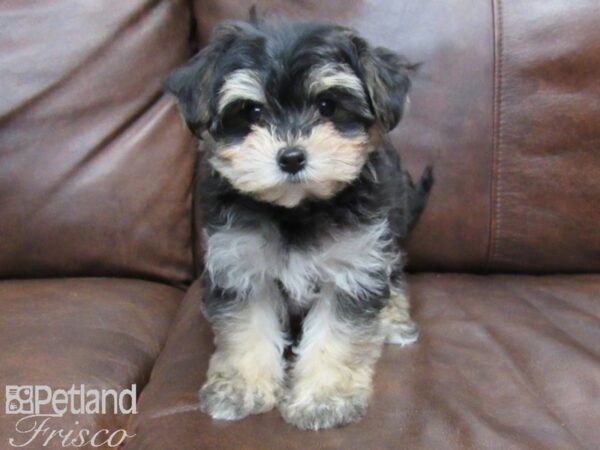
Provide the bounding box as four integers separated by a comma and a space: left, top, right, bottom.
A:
210, 123, 374, 207
218, 69, 265, 113
307, 63, 365, 100
306, 63, 372, 118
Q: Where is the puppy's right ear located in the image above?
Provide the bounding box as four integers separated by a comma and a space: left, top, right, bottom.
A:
165, 23, 243, 136
349, 34, 417, 132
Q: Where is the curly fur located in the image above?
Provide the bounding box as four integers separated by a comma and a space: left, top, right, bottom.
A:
166, 14, 433, 430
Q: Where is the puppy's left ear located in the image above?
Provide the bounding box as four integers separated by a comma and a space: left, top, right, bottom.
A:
353, 36, 415, 131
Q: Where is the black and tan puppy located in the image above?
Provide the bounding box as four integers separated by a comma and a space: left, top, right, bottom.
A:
166, 15, 433, 430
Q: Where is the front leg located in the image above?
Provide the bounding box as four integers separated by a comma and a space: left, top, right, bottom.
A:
280, 284, 386, 430
200, 279, 287, 420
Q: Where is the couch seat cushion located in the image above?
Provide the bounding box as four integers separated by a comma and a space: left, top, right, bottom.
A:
124, 274, 600, 450
0, 278, 182, 450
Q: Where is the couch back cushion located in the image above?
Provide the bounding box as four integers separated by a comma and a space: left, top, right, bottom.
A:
0, 0, 197, 284
487, 0, 600, 272
192, 0, 600, 273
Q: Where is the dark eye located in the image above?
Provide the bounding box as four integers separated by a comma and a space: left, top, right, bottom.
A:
318, 98, 336, 117
244, 102, 263, 124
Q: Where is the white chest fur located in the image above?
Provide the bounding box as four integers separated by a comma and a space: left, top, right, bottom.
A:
204, 220, 397, 307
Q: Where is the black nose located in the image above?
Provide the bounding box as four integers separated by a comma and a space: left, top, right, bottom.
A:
277, 147, 306, 174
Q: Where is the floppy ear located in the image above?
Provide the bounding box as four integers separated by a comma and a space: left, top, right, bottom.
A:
352, 36, 414, 131
164, 23, 244, 136
164, 48, 214, 136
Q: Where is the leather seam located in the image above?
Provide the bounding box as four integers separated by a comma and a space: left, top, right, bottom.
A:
488, 0, 505, 270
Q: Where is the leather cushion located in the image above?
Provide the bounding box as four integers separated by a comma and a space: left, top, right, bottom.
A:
124, 274, 600, 449
0, 0, 197, 284
488, 0, 600, 272
0, 278, 182, 449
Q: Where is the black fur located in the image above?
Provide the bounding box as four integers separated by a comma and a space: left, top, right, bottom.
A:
168, 16, 433, 320
168, 16, 435, 430
165, 19, 413, 137
200, 141, 432, 250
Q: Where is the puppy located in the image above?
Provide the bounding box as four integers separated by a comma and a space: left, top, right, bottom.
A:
166, 15, 433, 430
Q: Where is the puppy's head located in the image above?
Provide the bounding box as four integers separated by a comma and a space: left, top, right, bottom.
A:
166, 18, 413, 207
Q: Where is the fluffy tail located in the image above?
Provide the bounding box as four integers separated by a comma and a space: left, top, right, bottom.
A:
405, 166, 434, 232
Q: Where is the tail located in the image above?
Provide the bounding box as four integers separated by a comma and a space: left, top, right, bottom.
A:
405, 166, 434, 231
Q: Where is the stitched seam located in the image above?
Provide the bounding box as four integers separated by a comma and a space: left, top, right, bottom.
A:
488, 0, 504, 269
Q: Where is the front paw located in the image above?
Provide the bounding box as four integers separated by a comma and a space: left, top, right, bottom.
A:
199, 373, 279, 420
280, 390, 369, 430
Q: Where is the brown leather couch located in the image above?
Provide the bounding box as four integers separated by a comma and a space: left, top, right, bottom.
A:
1, 1, 599, 449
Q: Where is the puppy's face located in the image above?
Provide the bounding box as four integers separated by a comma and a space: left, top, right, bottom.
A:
167, 20, 412, 207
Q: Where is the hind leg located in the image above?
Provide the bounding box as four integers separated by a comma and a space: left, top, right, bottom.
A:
380, 286, 419, 345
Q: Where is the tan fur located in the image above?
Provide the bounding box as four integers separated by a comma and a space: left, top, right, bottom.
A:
280, 292, 384, 429
200, 294, 286, 420
380, 288, 419, 345
306, 63, 366, 101
210, 123, 373, 208
218, 69, 265, 113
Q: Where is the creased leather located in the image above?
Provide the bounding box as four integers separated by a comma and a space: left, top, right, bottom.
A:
488, 0, 600, 272
0, 0, 197, 285
0, 278, 182, 450
124, 274, 600, 450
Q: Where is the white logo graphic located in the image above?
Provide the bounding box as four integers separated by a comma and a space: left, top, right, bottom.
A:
5, 386, 35, 415
4, 384, 137, 448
